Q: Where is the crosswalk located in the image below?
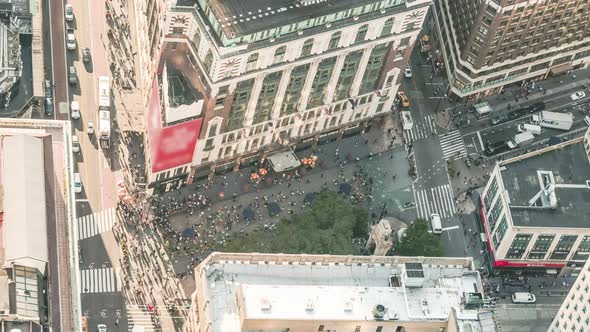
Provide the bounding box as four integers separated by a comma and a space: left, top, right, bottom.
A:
77, 208, 117, 240
126, 304, 156, 332
405, 115, 436, 143
414, 184, 456, 219
80, 267, 122, 293
439, 130, 468, 160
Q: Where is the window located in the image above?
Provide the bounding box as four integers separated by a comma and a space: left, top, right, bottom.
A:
253, 71, 282, 124
328, 32, 341, 49
246, 53, 258, 71
172, 26, 184, 35
273, 46, 286, 64
506, 234, 532, 259
308, 57, 337, 108
192, 29, 201, 49
380, 18, 394, 37
355, 24, 369, 43
550, 235, 577, 260
334, 51, 363, 101
281, 64, 310, 115
301, 39, 314, 57
208, 123, 218, 137
528, 235, 555, 259
203, 50, 213, 73
376, 327, 383, 332
318, 325, 324, 332
354, 326, 361, 332
484, 177, 498, 210
204, 138, 214, 151
492, 216, 508, 248
572, 235, 590, 261
359, 43, 390, 94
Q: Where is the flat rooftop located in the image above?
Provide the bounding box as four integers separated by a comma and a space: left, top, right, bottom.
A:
500, 140, 590, 228
204, 0, 385, 37
199, 253, 484, 332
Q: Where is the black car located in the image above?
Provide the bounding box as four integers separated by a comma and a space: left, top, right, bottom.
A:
508, 108, 527, 120
82, 48, 91, 63
490, 112, 510, 125
485, 141, 508, 156
527, 101, 545, 113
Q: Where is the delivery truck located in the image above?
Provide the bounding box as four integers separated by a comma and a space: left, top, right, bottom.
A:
507, 131, 535, 149
97, 76, 111, 148
530, 111, 573, 130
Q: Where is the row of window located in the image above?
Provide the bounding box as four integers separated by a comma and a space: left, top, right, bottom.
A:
505, 234, 590, 260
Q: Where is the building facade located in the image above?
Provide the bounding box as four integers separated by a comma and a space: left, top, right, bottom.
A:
547, 257, 590, 332
184, 252, 493, 332
432, 0, 590, 99
143, 0, 431, 193
479, 127, 590, 274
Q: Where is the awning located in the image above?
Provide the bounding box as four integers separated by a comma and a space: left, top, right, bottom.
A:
549, 63, 572, 75
267, 149, 301, 172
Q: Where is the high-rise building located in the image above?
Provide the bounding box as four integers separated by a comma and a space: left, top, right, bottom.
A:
432, 0, 590, 98
547, 257, 590, 331
143, 0, 431, 193
479, 127, 590, 275
184, 252, 495, 332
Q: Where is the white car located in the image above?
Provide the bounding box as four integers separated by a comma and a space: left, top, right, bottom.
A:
72, 135, 80, 153
64, 4, 74, 21
74, 173, 83, 193
66, 28, 76, 50
87, 122, 95, 135
404, 64, 412, 78
97, 324, 107, 332
570, 91, 586, 101
71, 101, 80, 119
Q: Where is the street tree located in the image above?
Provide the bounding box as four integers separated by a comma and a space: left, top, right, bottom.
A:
394, 218, 443, 257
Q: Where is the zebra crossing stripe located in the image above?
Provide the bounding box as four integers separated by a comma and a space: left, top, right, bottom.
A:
77, 208, 117, 241
414, 184, 457, 220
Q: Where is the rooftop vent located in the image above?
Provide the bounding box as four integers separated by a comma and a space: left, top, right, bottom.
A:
260, 297, 272, 311
373, 304, 387, 319
344, 301, 353, 312
305, 298, 314, 311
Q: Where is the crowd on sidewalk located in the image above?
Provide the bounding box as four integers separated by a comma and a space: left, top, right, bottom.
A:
104, 0, 136, 90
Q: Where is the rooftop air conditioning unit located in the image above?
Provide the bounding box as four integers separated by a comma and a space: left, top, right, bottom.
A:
373, 304, 387, 319
305, 298, 314, 311
260, 297, 272, 311
344, 301, 353, 312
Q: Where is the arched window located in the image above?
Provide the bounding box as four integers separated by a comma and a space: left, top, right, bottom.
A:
203, 50, 213, 73
355, 24, 369, 43
246, 53, 258, 71
192, 28, 201, 50
380, 18, 394, 37
273, 46, 286, 64
328, 32, 341, 49
301, 38, 314, 57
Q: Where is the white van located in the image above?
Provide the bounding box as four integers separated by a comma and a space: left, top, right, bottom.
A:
430, 213, 442, 234
74, 173, 83, 193
517, 123, 541, 135
512, 292, 536, 304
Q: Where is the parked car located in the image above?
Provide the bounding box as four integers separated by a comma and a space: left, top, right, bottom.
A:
570, 91, 586, 101
404, 64, 412, 78
527, 101, 545, 113
82, 48, 91, 63
45, 97, 54, 117
74, 173, 83, 193
507, 108, 527, 120
97, 324, 107, 332
44, 79, 52, 97
64, 4, 74, 21
72, 135, 80, 153
490, 112, 510, 125
71, 101, 80, 119
69, 66, 77, 84
66, 28, 76, 50
87, 122, 94, 135
512, 292, 536, 304
430, 213, 442, 234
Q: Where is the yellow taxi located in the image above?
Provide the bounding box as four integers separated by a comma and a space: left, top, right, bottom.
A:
397, 91, 410, 107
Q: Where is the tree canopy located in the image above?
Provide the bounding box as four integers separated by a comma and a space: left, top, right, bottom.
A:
394, 218, 443, 257
220, 191, 369, 255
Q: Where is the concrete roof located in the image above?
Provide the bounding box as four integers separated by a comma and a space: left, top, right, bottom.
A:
2, 134, 48, 273
500, 141, 590, 228
197, 253, 485, 332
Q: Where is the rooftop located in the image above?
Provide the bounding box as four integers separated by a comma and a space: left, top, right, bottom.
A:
0, 21, 22, 95
205, 0, 385, 37
500, 140, 590, 228
197, 253, 487, 332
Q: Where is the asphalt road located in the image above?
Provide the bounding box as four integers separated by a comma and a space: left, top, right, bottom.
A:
61, 0, 125, 330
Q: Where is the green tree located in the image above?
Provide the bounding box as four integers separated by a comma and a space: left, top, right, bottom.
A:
394, 218, 443, 257
220, 191, 369, 255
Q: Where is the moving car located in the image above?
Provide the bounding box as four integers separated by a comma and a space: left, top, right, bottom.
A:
430, 213, 442, 234
97, 324, 107, 332
527, 101, 545, 113
404, 64, 412, 78
74, 173, 83, 193
507, 108, 527, 120
45, 97, 54, 117
485, 141, 508, 156
397, 91, 410, 107
69, 66, 77, 84
66, 28, 76, 50
517, 123, 541, 135
82, 48, 91, 63
72, 135, 80, 153
45, 79, 52, 97
490, 112, 510, 125
512, 292, 536, 304
570, 91, 586, 101
71, 101, 80, 119
64, 4, 74, 21
585, 115, 590, 126
87, 122, 94, 135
